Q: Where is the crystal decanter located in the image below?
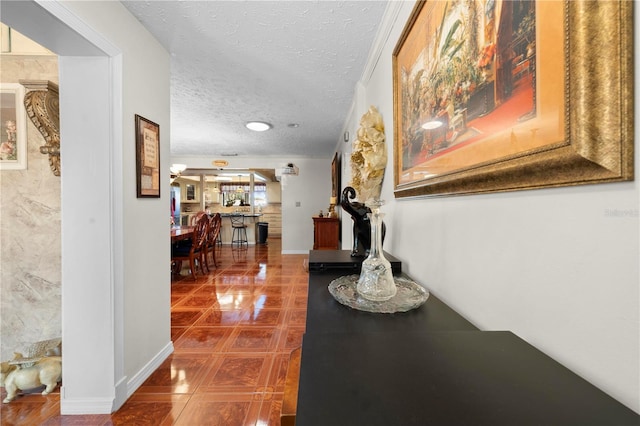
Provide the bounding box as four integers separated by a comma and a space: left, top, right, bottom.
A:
356, 199, 397, 301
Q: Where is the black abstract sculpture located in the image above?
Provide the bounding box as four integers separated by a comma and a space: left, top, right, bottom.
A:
340, 186, 385, 257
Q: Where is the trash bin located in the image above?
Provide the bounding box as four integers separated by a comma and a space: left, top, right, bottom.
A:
257, 222, 268, 244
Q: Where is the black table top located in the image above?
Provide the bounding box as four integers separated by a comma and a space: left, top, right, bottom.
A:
308, 249, 402, 275
296, 330, 639, 426
306, 270, 478, 334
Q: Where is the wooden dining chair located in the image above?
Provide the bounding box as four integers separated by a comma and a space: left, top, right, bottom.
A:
203, 213, 221, 271
170, 210, 206, 254
172, 213, 209, 280
190, 210, 207, 226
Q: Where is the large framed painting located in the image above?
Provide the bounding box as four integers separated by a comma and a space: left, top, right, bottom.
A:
135, 114, 161, 198
0, 83, 27, 170
393, 1, 633, 198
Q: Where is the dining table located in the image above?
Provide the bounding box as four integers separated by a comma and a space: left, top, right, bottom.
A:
171, 226, 194, 243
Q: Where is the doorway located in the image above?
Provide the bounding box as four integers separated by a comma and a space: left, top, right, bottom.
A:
1, 1, 126, 414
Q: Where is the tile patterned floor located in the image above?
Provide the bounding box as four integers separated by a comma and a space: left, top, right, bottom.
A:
1, 239, 308, 425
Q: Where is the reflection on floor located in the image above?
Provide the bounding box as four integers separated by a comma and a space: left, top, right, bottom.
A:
1, 238, 309, 425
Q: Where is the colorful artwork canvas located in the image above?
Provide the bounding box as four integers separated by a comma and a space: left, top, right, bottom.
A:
0, 83, 27, 170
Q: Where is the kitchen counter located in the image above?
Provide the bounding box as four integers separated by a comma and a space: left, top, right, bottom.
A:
215, 213, 263, 244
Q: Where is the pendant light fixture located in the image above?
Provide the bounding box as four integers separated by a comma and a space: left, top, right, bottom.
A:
236, 175, 244, 193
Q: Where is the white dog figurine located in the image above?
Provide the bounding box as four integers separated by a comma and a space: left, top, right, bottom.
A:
1, 355, 62, 403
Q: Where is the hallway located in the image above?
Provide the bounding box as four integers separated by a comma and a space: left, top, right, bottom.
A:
1, 239, 309, 425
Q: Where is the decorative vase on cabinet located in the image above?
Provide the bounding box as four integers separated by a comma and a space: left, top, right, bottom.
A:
356, 199, 396, 301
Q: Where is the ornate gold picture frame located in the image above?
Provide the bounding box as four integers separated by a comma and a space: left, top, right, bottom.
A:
393, 1, 633, 198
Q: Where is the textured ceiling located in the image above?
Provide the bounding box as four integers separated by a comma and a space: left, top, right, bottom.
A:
121, 1, 387, 159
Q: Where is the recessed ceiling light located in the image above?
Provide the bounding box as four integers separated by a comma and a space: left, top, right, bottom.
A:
246, 121, 272, 132
287, 123, 299, 128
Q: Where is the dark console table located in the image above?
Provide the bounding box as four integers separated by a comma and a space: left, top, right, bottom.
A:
297, 330, 639, 425
308, 249, 402, 275
306, 269, 477, 334
296, 250, 639, 425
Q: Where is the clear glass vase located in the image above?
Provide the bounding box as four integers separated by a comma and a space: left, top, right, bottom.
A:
356, 199, 397, 301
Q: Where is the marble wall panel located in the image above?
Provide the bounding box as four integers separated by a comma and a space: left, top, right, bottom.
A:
0, 54, 60, 361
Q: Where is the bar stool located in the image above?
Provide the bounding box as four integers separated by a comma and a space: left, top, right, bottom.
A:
230, 213, 248, 247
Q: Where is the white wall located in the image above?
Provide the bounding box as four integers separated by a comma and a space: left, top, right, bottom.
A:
171, 156, 332, 254
60, 0, 172, 412
280, 158, 331, 253
346, 1, 639, 413
1, 0, 171, 414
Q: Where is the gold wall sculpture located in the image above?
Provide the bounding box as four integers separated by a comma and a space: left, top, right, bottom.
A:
20, 80, 60, 176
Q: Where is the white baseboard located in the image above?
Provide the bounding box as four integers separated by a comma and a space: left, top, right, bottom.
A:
126, 341, 174, 398
60, 389, 114, 415
59, 341, 174, 415
112, 375, 128, 412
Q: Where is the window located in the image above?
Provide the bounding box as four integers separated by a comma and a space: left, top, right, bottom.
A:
220, 182, 266, 207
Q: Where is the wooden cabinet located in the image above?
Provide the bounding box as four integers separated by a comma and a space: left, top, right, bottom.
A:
313, 217, 339, 250
176, 179, 200, 202
261, 212, 282, 237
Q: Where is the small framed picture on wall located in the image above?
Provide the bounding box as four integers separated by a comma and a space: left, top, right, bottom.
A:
0, 83, 27, 170
135, 114, 160, 198
332, 151, 341, 201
